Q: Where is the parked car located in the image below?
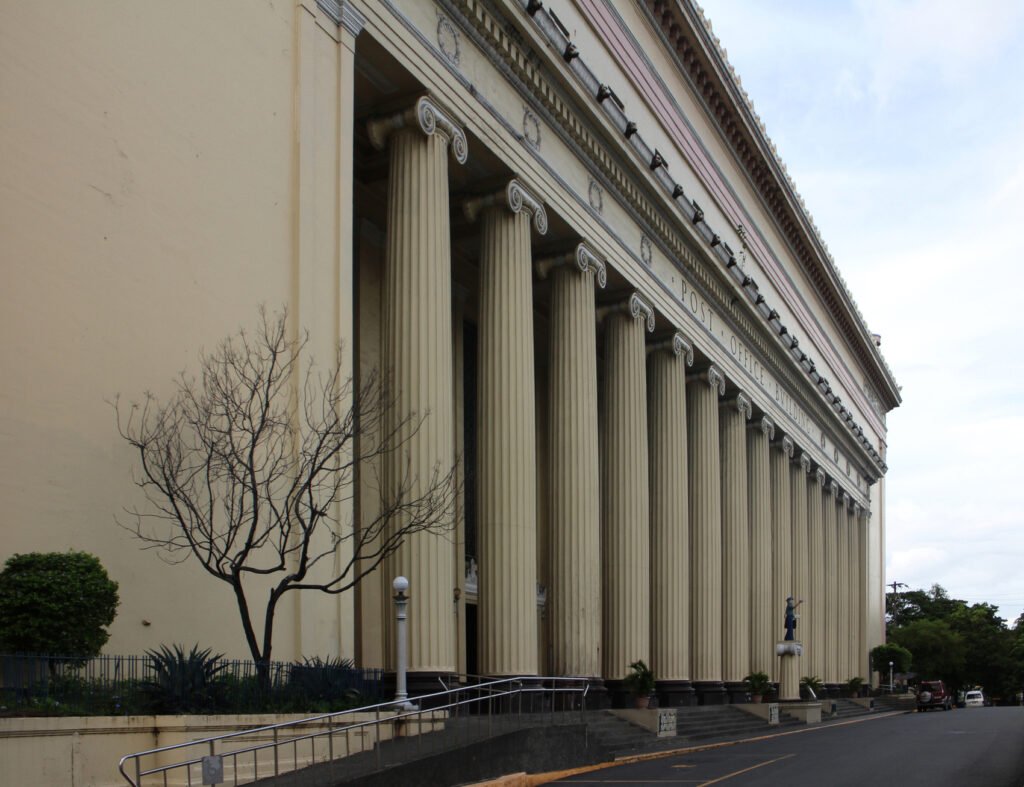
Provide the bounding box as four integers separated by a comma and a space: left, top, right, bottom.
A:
964, 690, 984, 707
917, 680, 953, 711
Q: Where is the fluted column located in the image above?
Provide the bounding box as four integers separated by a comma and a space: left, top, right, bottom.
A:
465, 180, 547, 676
747, 416, 774, 677
369, 97, 466, 678
720, 392, 751, 698
687, 365, 725, 703
847, 501, 861, 681
542, 244, 606, 680
807, 469, 827, 681
791, 452, 811, 655
823, 480, 840, 686
769, 436, 794, 683
836, 492, 851, 683
857, 507, 869, 683
648, 333, 694, 705
600, 294, 655, 687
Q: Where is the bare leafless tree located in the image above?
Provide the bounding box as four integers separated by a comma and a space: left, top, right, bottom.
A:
114, 307, 457, 681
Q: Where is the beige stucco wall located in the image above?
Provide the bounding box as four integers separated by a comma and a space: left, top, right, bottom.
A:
0, 1, 354, 661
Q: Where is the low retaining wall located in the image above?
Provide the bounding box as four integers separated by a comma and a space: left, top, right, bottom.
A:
0, 711, 433, 787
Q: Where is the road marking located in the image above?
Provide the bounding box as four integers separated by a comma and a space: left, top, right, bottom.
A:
697, 753, 796, 786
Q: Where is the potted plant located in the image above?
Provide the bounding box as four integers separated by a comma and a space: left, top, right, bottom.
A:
800, 675, 824, 700
744, 671, 772, 703
846, 676, 865, 698
623, 659, 655, 708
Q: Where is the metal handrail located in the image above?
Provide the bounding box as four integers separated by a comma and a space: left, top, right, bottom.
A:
117, 675, 589, 786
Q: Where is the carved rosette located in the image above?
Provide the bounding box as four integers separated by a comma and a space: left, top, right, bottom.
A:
367, 95, 468, 164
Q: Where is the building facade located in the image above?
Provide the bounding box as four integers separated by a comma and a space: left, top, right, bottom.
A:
0, 0, 899, 704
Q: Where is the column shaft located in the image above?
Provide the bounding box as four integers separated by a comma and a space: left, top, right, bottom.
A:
648, 341, 691, 686
791, 454, 810, 659
687, 368, 724, 693
477, 205, 537, 676
836, 495, 850, 682
847, 504, 860, 681
857, 510, 868, 682
382, 126, 457, 675
747, 418, 774, 676
769, 438, 793, 682
720, 395, 751, 688
806, 471, 826, 680
548, 266, 602, 678
601, 312, 650, 682
823, 484, 840, 684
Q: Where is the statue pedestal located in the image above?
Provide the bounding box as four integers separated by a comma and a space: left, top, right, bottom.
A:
775, 640, 803, 701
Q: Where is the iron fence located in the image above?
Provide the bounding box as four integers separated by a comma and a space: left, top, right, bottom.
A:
0, 653, 383, 715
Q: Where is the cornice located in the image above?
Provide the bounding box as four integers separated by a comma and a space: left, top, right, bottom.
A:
641, 0, 900, 412
439, 0, 884, 478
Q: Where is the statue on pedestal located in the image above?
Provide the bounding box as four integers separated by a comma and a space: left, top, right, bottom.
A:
784, 596, 803, 641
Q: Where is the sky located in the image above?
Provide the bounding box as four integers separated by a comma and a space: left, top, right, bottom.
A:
697, 0, 1024, 625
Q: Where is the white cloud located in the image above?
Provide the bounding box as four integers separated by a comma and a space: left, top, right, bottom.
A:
701, 0, 1024, 622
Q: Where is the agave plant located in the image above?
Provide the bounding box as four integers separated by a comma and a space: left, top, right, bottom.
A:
143, 644, 227, 713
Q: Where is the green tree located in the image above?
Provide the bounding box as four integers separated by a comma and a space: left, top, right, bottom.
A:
891, 618, 966, 687
0, 551, 120, 656
870, 642, 912, 675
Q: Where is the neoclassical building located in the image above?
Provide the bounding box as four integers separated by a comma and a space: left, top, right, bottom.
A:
0, 0, 899, 705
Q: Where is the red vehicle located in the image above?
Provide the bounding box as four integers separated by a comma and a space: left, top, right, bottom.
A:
917, 680, 953, 711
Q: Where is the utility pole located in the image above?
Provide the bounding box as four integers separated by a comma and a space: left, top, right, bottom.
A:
887, 581, 908, 628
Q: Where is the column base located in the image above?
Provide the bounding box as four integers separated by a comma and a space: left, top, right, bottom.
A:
582, 677, 611, 710
725, 681, 750, 704
693, 681, 728, 705
656, 680, 697, 707
394, 670, 457, 708
824, 683, 842, 698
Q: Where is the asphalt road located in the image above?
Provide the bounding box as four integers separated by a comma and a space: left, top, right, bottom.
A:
553, 707, 1024, 786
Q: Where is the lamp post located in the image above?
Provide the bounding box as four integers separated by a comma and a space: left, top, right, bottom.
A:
393, 576, 415, 709
889, 661, 894, 694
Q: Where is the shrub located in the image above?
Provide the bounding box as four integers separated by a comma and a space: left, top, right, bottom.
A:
0, 551, 119, 657
143, 644, 227, 713
623, 660, 655, 697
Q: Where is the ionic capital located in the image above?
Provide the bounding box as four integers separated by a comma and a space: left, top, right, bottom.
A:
726, 392, 752, 419
688, 364, 726, 395
814, 468, 827, 486
647, 331, 694, 366
464, 178, 548, 234
829, 480, 840, 498
598, 292, 655, 333
536, 242, 607, 287
798, 452, 812, 473
753, 415, 775, 439
367, 96, 468, 164
774, 435, 794, 459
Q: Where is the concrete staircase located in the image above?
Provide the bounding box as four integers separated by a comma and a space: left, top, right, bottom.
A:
872, 694, 917, 713
821, 698, 876, 720
675, 705, 803, 742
